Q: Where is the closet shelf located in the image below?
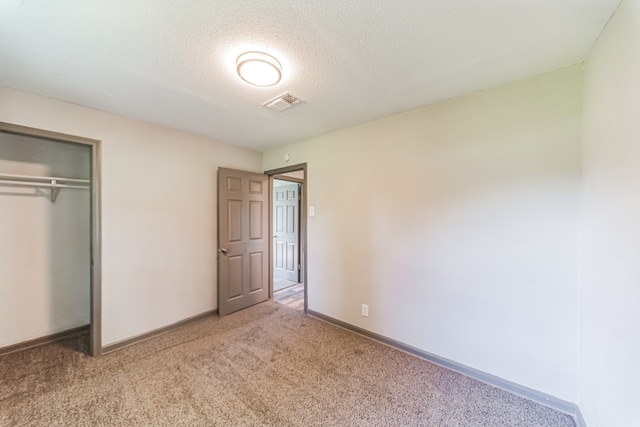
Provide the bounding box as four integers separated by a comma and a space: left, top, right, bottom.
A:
0, 173, 90, 203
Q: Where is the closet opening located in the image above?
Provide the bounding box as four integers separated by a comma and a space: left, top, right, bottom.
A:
0, 122, 101, 356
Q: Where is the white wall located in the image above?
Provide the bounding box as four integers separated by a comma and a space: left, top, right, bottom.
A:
264, 65, 583, 401
0, 86, 262, 346
580, 0, 640, 425
0, 133, 90, 347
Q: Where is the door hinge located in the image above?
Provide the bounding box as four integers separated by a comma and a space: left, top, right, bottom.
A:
298, 264, 301, 271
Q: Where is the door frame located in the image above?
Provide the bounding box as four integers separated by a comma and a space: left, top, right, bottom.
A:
0, 121, 102, 356
265, 163, 307, 312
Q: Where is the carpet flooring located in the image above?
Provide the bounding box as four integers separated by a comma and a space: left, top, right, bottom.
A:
0, 302, 576, 426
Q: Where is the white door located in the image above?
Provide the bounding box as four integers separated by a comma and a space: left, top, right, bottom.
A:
273, 182, 299, 282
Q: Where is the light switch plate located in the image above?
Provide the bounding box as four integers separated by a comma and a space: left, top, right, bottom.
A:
309, 206, 315, 216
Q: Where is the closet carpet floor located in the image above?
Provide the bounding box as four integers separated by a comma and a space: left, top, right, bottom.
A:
0, 302, 576, 426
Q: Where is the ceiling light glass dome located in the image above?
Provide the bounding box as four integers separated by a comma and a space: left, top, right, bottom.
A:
236, 51, 282, 87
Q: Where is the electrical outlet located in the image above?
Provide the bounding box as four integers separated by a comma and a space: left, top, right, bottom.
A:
361, 304, 369, 317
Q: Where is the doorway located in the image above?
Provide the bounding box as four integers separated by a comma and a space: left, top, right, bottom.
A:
0, 122, 101, 356
217, 165, 307, 317
267, 165, 306, 312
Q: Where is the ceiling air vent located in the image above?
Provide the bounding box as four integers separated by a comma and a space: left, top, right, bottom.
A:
262, 92, 303, 112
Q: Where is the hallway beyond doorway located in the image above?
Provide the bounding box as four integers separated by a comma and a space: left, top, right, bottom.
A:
274, 283, 304, 311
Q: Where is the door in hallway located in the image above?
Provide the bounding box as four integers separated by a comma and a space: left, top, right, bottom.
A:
273, 181, 299, 282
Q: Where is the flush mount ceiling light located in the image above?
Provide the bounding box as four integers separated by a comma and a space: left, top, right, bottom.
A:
236, 51, 282, 87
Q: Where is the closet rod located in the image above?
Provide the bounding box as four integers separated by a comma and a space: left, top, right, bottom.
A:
0, 180, 89, 190
0, 172, 89, 184
0, 173, 90, 203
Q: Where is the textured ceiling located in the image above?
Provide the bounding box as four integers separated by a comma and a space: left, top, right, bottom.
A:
0, 0, 621, 151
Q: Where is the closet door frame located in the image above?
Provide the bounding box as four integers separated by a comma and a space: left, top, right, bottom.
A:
0, 122, 102, 356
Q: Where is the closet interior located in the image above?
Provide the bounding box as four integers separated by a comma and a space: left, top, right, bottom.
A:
0, 130, 92, 354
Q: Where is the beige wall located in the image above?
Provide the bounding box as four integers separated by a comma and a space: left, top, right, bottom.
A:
580, 0, 640, 425
0, 133, 90, 347
264, 65, 583, 401
0, 86, 262, 346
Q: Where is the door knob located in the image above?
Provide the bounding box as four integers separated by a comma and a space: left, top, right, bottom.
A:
218, 248, 228, 255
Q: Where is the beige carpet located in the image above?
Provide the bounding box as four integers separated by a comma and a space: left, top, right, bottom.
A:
0, 302, 575, 426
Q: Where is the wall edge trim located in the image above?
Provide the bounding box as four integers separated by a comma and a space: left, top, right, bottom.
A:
306, 309, 583, 424
102, 309, 217, 354
575, 406, 587, 427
